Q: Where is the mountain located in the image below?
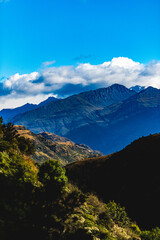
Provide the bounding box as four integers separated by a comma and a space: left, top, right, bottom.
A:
65, 133, 160, 229
61, 86, 160, 154
0, 96, 58, 123
0, 103, 38, 122
11, 84, 160, 155
15, 125, 102, 165
10, 84, 137, 153
37, 96, 59, 107
78, 83, 136, 107
129, 85, 145, 92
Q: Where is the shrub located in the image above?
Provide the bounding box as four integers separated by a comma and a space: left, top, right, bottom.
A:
38, 159, 68, 199
140, 227, 160, 240
106, 201, 130, 226
17, 136, 35, 156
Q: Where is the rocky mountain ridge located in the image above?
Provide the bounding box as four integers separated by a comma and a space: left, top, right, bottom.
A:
0, 96, 58, 122
10, 84, 135, 134
15, 125, 102, 165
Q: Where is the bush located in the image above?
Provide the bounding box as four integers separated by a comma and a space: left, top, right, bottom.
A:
0, 118, 35, 156
38, 159, 68, 199
140, 227, 160, 240
0, 151, 38, 184
106, 201, 130, 226
17, 136, 35, 156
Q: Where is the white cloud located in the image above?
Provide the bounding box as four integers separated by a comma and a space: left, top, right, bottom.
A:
42, 60, 56, 67
0, 93, 57, 110
1, 57, 160, 110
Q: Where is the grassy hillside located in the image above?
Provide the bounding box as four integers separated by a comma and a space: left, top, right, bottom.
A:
66, 133, 160, 229
15, 125, 102, 165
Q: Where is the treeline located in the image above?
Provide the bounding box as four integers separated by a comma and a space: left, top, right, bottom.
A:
0, 117, 35, 155
0, 118, 160, 239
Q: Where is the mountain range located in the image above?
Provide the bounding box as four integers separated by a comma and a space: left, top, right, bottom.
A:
2, 84, 160, 154
0, 96, 58, 122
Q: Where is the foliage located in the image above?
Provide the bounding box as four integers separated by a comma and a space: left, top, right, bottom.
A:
0, 145, 141, 240
38, 159, 68, 198
2, 122, 18, 143
0, 117, 35, 155
0, 151, 38, 184
17, 136, 35, 156
106, 201, 130, 227
140, 227, 160, 240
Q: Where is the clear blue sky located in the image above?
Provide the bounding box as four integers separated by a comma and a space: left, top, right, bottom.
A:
0, 0, 160, 78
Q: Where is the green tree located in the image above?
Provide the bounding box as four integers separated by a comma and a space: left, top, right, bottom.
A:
17, 136, 35, 156
38, 159, 68, 199
0, 117, 3, 138
3, 122, 18, 143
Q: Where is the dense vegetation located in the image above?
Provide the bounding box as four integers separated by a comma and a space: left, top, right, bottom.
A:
0, 118, 159, 239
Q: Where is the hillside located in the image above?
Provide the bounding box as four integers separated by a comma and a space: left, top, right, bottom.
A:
15, 125, 102, 165
0, 119, 147, 240
65, 133, 160, 229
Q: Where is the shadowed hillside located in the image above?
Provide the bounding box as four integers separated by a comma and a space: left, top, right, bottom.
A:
0, 118, 147, 240
65, 133, 160, 229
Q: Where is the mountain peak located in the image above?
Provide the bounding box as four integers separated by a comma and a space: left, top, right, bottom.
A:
129, 85, 145, 93
139, 86, 159, 96
109, 83, 128, 89
78, 84, 136, 107
38, 96, 59, 107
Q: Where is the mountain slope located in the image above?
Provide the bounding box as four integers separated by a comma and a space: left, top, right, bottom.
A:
66, 86, 160, 153
11, 84, 136, 143
65, 133, 160, 229
0, 96, 58, 123
15, 125, 102, 165
0, 103, 37, 122
11, 84, 160, 154
77, 83, 136, 107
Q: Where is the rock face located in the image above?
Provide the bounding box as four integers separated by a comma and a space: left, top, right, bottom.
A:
10, 84, 160, 154
15, 125, 102, 165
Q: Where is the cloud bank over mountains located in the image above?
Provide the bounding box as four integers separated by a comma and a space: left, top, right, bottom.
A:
0, 57, 160, 110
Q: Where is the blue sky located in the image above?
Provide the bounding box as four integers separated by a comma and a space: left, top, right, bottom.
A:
1, 0, 160, 77
0, 0, 160, 109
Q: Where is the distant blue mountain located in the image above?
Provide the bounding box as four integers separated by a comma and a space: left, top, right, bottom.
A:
0, 96, 58, 122
8, 84, 160, 154
38, 96, 59, 107
129, 85, 145, 92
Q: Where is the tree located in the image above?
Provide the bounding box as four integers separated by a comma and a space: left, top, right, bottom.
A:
38, 160, 68, 199
17, 136, 35, 156
0, 117, 3, 138
3, 122, 18, 143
